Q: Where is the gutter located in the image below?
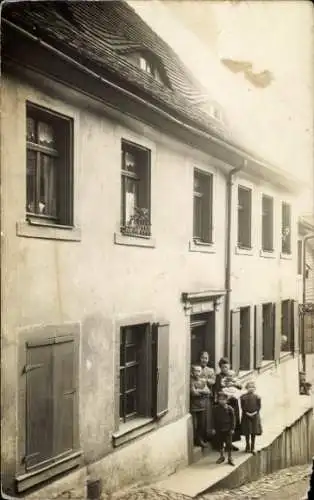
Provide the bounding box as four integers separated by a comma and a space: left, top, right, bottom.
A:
301, 233, 314, 371
2, 19, 302, 193
224, 164, 245, 359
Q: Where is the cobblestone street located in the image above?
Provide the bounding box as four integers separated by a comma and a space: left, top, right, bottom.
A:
106, 464, 310, 500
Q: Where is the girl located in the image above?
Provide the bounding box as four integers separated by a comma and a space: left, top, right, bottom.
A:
240, 381, 262, 454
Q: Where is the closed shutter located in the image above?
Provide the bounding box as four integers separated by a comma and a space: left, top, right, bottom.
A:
254, 305, 263, 369
54, 335, 77, 457
231, 309, 240, 373
25, 340, 54, 470
274, 302, 281, 361
153, 321, 169, 418
291, 300, 299, 354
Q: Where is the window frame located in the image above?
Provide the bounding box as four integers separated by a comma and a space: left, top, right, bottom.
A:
192, 168, 214, 245
261, 194, 274, 252
113, 315, 169, 447
237, 185, 252, 250
120, 139, 151, 239
25, 102, 74, 229
17, 323, 81, 492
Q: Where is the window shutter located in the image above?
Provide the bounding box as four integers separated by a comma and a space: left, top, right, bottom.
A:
274, 302, 281, 361
53, 335, 78, 456
24, 341, 54, 469
153, 321, 169, 418
254, 305, 263, 369
231, 309, 240, 373
291, 300, 299, 354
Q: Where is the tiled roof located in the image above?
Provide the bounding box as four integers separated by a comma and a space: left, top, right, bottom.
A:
3, 0, 232, 141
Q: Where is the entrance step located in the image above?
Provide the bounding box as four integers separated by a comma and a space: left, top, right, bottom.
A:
154, 399, 313, 498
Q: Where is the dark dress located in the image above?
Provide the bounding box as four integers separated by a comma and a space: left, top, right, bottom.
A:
226, 395, 241, 442
240, 393, 262, 436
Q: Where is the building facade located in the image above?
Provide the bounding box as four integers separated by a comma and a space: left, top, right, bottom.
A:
0, 1, 308, 497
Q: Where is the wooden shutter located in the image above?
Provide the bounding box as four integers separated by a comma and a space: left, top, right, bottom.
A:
25, 340, 54, 469
54, 335, 78, 457
254, 305, 263, 369
153, 321, 169, 418
274, 302, 281, 361
291, 300, 299, 354
231, 309, 240, 373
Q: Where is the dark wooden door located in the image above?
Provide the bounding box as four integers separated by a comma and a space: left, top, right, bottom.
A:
190, 312, 215, 366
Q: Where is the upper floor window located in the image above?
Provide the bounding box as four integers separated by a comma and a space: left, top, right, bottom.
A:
237, 186, 252, 249
262, 194, 274, 252
281, 202, 291, 254
193, 169, 213, 244
26, 103, 73, 226
121, 140, 151, 238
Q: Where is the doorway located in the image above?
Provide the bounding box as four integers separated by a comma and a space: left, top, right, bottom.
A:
190, 312, 215, 367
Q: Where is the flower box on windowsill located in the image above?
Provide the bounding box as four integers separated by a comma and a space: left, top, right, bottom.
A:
260, 249, 276, 259
280, 252, 292, 260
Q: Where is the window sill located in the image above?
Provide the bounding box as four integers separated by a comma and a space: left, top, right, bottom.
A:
16, 450, 82, 493
280, 351, 293, 363
238, 369, 255, 381
112, 417, 156, 448
16, 220, 81, 242
280, 252, 292, 260
189, 240, 216, 254
260, 250, 276, 259
257, 360, 275, 374
235, 246, 254, 256
114, 232, 156, 248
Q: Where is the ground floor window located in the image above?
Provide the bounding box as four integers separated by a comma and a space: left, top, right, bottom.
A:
240, 306, 251, 371
17, 324, 81, 492
281, 299, 293, 352
118, 321, 169, 427
262, 302, 275, 361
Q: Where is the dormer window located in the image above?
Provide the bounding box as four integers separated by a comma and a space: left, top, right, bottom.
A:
122, 49, 168, 86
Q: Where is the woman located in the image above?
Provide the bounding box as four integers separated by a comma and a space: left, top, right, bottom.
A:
199, 351, 216, 442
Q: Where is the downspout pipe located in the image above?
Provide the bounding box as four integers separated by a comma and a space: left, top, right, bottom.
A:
224, 163, 245, 360
301, 233, 314, 372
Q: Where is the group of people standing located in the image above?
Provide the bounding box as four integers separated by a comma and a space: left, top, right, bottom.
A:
190, 353, 262, 466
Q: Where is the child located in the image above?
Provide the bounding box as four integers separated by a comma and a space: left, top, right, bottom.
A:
190, 365, 210, 448
222, 370, 242, 444
212, 391, 236, 466
240, 381, 262, 455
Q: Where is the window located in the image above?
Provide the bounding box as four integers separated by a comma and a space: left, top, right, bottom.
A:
17, 325, 80, 492
121, 140, 151, 238
237, 186, 252, 249
240, 306, 251, 370
262, 195, 274, 251
193, 169, 213, 243
281, 202, 291, 254
298, 240, 302, 275
262, 303, 274, 361
124, 51, 166, 85
117, 321, 169, 431
26, 103, 73, 226
281, 300, 292, 352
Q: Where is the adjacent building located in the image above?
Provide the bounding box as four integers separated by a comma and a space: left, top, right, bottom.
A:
0, 1, 310, 497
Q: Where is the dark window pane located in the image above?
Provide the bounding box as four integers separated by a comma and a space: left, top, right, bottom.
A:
238, 187, 252, 248
40, 155, 56, 217
26, 150, 37, 213
119, 395, 124, 418
125, 366, 138, 390
193, 169, 212, 243
120, 369, 124, 394
125, 327, 137, 345
27, 117, 36, 142
126, 392, 137, 416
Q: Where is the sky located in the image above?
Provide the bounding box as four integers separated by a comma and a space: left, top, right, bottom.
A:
128, 0, 313, 212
